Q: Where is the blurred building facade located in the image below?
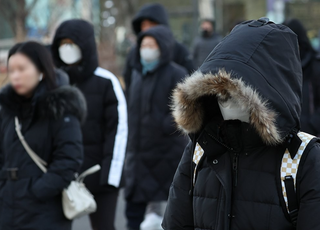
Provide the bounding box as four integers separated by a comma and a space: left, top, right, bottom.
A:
1, 0, 320, 74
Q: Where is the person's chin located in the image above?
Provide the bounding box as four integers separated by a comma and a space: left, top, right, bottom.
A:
15, 89, 31, 97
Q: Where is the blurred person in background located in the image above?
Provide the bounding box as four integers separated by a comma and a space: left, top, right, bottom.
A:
0, 41, 85, 230
123, 3, 194, 92
51, 19, 128, 230
124, 25, 188, 230
284, 19, 320, 136
192, 19, 223, 68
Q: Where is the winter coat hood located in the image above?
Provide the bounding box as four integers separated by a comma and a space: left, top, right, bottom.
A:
172, 19, 302, 146
132, 3, 169, 35
51, 19, 99, 82
0, 71, 87, 124
136, 25, 174, 70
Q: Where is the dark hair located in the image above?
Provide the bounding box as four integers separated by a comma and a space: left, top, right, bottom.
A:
8, 41, 57, 90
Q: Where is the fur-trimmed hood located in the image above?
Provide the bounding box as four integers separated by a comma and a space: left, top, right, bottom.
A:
37, 85, 87, 123
0, 82, 87, 124
172, 19, 302, 146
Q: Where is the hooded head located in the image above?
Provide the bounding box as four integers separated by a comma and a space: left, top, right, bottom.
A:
136, 25, 174, 73
283, 18, 315, 68
132, 3, 169, 35
51, 19, 99, 84
172, 18, 302, 146
200, 19, 215, 38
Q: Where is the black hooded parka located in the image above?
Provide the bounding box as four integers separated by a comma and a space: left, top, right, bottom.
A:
163, 19, 320, 230
51, 19, 128, 192
125, 25, 188, 203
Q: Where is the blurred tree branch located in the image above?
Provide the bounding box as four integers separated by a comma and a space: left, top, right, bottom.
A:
123, 0, 136, 16
0, 0, 39, 42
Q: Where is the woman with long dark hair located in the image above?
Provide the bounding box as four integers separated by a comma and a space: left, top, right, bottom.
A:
0, 41, 86, 230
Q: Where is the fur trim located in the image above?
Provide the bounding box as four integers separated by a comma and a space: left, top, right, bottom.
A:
39, 85, 87, 123
172, 69, 282, 145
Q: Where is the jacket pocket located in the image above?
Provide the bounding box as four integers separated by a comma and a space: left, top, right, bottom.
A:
16, 178, 47, 203
14, 178, 48, 226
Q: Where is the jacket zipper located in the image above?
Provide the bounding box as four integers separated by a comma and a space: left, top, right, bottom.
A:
207, 132, 240, 186
207, 131, 242, 225
207, 131, 240, 186
233, 152, 239, 187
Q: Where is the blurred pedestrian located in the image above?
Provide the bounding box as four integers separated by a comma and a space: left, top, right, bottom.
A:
0, 41, 85, 230
284, 19, 320, 136
123, 3, 194, 92
51, 19, 128, 230
124, 25, 188, 230
163, 18, 320, 229
192, 19, 223, 68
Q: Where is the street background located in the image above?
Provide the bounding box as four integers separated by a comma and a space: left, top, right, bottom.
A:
72, 190, 126, 230
1, 0, 320, 78
1, 0, 320, 229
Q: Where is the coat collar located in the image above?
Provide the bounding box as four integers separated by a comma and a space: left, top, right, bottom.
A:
0, 83, 87, 124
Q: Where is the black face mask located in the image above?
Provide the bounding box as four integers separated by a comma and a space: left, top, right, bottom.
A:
201, 29, 211, 38
60, 65, 85, 85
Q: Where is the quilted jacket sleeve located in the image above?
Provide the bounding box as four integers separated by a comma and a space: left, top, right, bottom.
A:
31, 115, 83, 201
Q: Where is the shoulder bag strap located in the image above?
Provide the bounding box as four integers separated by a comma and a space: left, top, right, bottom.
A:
77, 165, 101, 183
14, 116, 47, 173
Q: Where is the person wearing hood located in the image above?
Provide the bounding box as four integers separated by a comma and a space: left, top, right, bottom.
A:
0, 41, 85, 230
51, 19, 128, 230
192, 19, 223, 68
162, 18, 320, 230
123, 3, 194, 92
283, 19, 320, 136
124, 25, 188, 230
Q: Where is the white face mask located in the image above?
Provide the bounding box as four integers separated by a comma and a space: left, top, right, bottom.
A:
140, 48, 160, 62
218, 99, 250, 123
59, 44, 82, 65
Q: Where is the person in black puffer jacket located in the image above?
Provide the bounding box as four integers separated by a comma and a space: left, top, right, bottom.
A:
163, 18, 320, 230
192, 19, 223, 68
125, 25, 188, 230
123, 3, 194, 92
0, 41, 85, 230
283, 19, 320, 136
51, 19, 128, 230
